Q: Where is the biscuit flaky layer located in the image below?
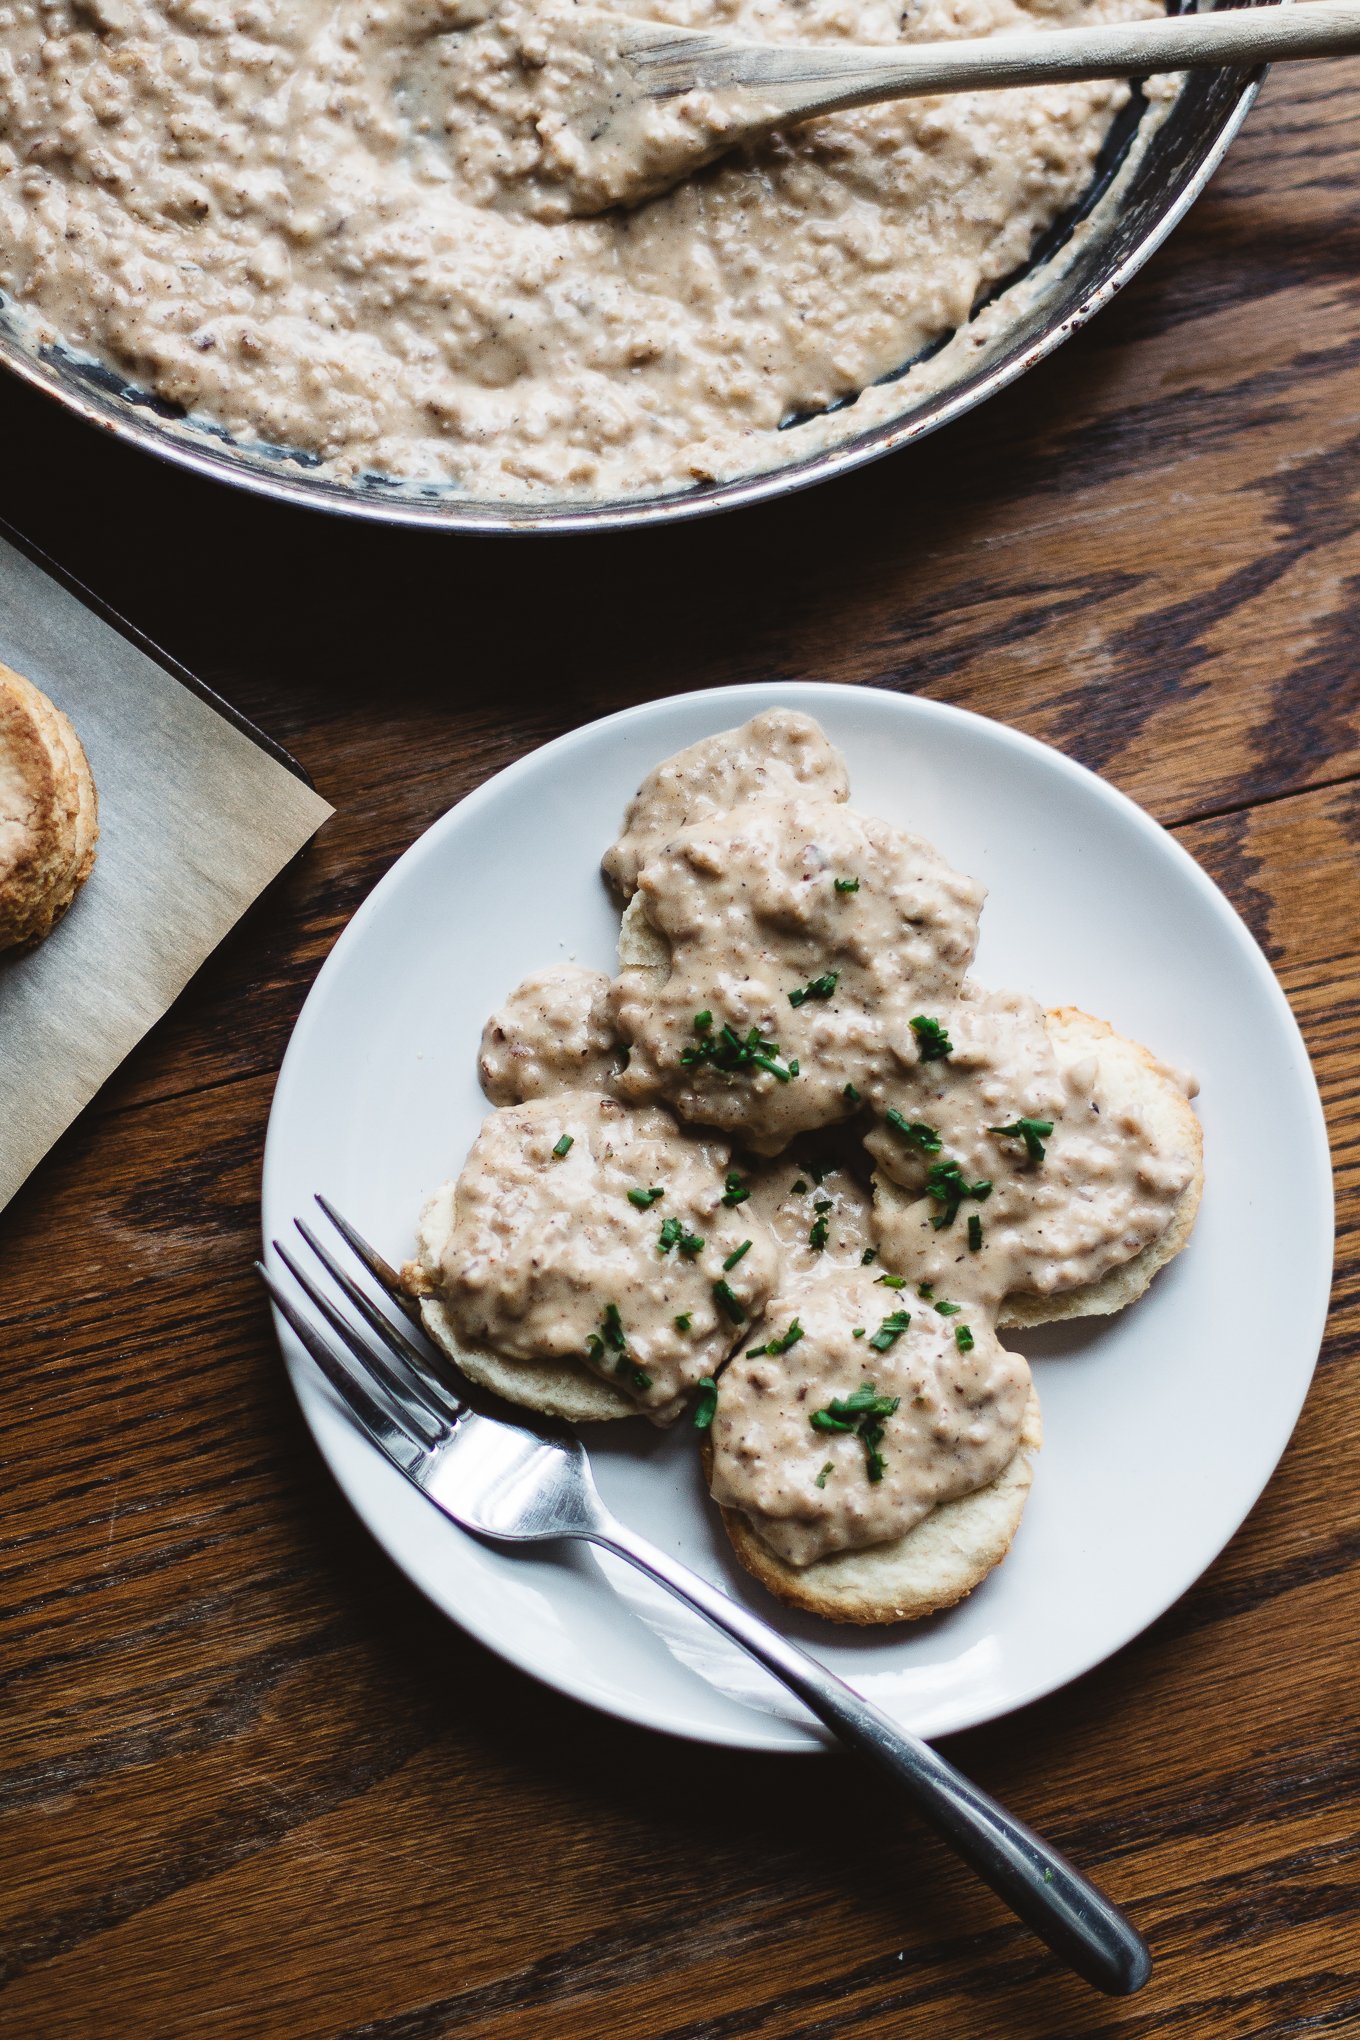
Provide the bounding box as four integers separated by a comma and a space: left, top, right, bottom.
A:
0, 662, 98, 954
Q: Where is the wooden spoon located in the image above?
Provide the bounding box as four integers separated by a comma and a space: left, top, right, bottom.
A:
439, 0, 1360, 214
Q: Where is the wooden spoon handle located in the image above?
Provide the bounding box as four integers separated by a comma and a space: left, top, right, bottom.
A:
632, 0, 1360, 114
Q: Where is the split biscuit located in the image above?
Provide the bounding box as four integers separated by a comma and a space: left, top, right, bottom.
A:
706, 1384, 1042, 1626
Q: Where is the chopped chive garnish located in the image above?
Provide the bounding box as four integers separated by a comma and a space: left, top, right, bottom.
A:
692, 1376, 718, 1429
808, 1214, 829, 1252
628, 1186, 664, 1209
885, 1108, 942, 1154
852, 1327, 866, 1338
843, 1082, 860, 1104
749, 1318, 804, 1357
792, 1178, 809, 1195
788, 970, 839, 1008
968, 1214, 983, 1252
674, 1312, 692, 1331
551, 1134, 573, 1158
955, 1324, 975, 1353
814, 1196, 832, 1212
657, 1215, 703, 1256
876, 1273, 906, 1290
588, 1306, 651, 1394
721, 1171, 750, 1207
713, 1279, 746, 1324
910, 1014, 953, 1061
810, 1383, 900, 1481
681, 1018, 796, 1084
834, 876, 860, 894
918, 1282, 934, 1299
989, 1117, 1055, 1164
935, 1299, 961, 1317
925, 1160, 992, 1229
869, 1310, 911, 1353
815, 1461, 835, 1488
723, 1239, 753, 1271
861, 1247, 878, 1266
788, 1059, 800, 1077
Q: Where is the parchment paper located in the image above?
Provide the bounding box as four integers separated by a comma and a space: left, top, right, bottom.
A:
0, 530, 332, 1214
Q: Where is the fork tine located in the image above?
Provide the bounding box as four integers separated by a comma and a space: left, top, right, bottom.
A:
315, 1195, 424, 1325
257, 1262, 429, 1476
294, 1216, 463, 1422
274, 1240, 447, 1450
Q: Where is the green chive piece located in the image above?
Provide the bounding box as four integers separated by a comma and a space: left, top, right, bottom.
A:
658, 1215, 705, 1256
808, 1214, 829, 1252
723, 1239, 753, 1271
792, 1178, 809, 1195
918, 1282, 934, 1299
722, 1171, 750, 1208
815, 1461, 835, 1488
843, 1082, 860, 1104
869, 1310, 911, 1353
602, 1303, 626, 1350
810, 1383, 900, 1482
692, 1377, 718, 1429
852, 1327, 866, 1338
989, 1116, 1055, 1164
674, 1313, 692, 1332
788, 1059, 800, 1077
680, 1018, 795, 1084
861, 1247, 878, 1266
935, 1299, 961, 1317
909, 1015, 953, 1061
616, 1357, 652, 1393
834, 877, 860, 894
955, 1324, 975, 1353
628, 1186, 664, 1208
885, 1108, 942, 1154
551, 1134, 573, 1159
749, 1317, 805, 1358
788, 970, 839, 1009
713, 1279, 745, 1324
925, 1161, 992, 1228
876, 1274, 906, 1290
968, 1214, 983, 1252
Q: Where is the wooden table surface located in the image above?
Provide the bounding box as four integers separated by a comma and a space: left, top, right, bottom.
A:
2, 50, 1358, 2040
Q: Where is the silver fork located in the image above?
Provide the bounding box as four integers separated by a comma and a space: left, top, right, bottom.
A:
260, 1198, 1151, 1998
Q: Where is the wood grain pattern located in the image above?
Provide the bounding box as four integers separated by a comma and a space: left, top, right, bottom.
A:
2, 53, 1360, 2039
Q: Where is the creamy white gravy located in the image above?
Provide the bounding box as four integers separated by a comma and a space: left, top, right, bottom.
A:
613, 789, 983, 1150
431, 1089, 780, 1418
865, 984, 1197, 1307
479, 962, 621, 1103
604, 708, 849, 899
709, 1262, 1030, 1565
418, 710, 1199, 1565
0, 0, 1147, 500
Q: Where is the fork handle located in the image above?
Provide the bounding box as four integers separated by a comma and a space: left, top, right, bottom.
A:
591, 1520, 1150, 1997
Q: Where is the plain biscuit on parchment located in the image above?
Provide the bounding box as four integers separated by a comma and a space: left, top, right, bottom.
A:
0, 662, 98, 954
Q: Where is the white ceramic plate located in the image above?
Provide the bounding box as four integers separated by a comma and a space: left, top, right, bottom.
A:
262, 683, 1332, 1752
